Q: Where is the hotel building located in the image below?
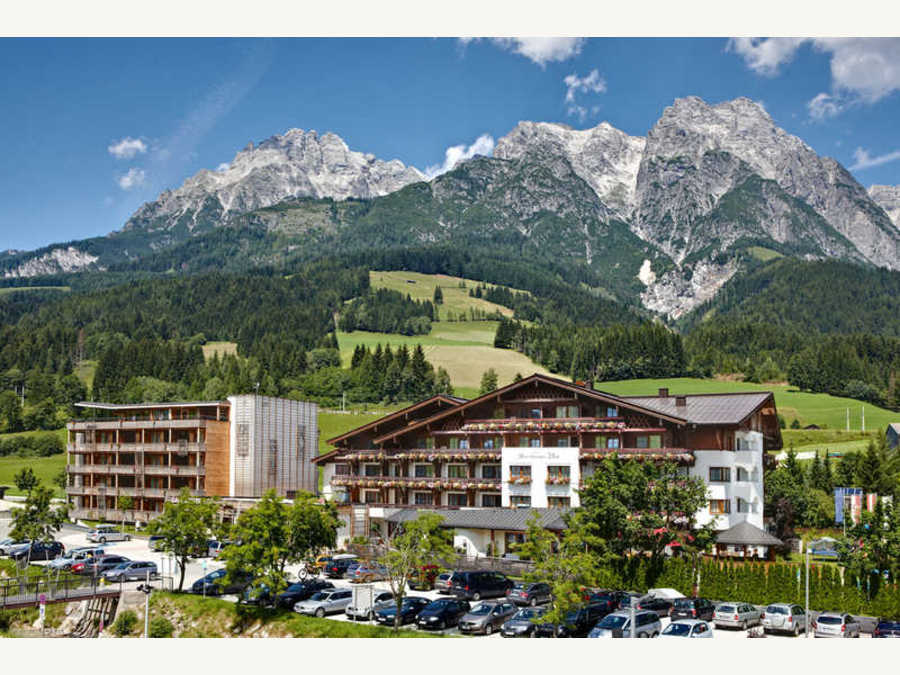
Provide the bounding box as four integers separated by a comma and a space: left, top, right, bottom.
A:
65, 395, 317, 524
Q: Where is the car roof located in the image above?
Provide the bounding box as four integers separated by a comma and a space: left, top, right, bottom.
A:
670, 619, 708, 625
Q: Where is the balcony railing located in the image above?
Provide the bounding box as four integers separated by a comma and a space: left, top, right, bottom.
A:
68, 442, 206, 454
336, 449, 502, 462
68, 418, 215, 431
331, 476, 502, 490
579, 447, 695, 464
67, 486, 202, 498
454, 418, 628, 434
67, 464, 205, 477
70, 507, 163, 522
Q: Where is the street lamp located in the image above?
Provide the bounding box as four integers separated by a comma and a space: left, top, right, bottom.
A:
805, 543, 811, 638
137, 568, 153, 638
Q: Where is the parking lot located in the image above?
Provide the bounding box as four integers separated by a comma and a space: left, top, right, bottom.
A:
28, 528, 871, 639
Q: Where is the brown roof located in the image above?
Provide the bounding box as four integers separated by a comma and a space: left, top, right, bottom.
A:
325, 394, 468, 445
370, 374, 689, 445
620, 392, 774, 425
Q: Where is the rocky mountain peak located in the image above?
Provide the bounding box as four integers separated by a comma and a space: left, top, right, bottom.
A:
869, 184, 900, 228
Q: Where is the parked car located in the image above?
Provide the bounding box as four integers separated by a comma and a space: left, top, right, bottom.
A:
450, 570, 514, 601
346, 590, 395, 621
434, 572, 454, 594
536, 601, 612, 638
73, 554, 130, 576
86, 525, 130, 543
761, 603, 807, 636
714, 602, 761, 630
408, 564, 441, 591
501, 606, 548, 638
616, 591, 644, 609
813, 612, 861, 638
634, 595, 674, 617
507, 581, 552, 607
275, 579, 334, 609
349, 562, 388, 583
208, 540, 230, 558
306, 555, 333, 575
587, 609, 662, 638
416, 597, 471, 630
660, 619, 714, 638
375, 596, 430, 626
102, 561, 158, 582
458, 600, 519, 635
148, 536, 167, 552
293, 588, 353, 617
670, 597, 715, 621
240, 580, 282, 606
10, 540, 64, 561
0, 538, 27, 556
190, 568, 253, 596
323, 556, 358, 578
647, 587, 685, 600
873, 619, 900, 638
48, 546, 104, 571
3, 541, 33, 558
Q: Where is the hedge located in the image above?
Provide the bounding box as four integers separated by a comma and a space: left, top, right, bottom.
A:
605, 557, 900, 618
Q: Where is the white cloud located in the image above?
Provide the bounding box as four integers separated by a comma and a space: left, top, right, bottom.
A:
563, 69, 606, 121
730, 38, 900, 118
117, 167, 146, 190
217, 162, 230, 172
425, 134, 495, 179
807, 92, 843, 120
460, 37, 585, 67
108, 137, 148, 159
726, 38, 807, 76
850, 147, 900, 171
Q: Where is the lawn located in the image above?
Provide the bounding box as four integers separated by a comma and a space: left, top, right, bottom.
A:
595, 377, 897, 432
0, 285, 70, 295
318, 406, 404, 455
369, 270, 517, 321
0, 453, 66, 497
74, 360, 97, 390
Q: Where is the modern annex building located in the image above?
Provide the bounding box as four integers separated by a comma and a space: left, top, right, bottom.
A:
314, 374, 781, 554
65, 395, 318, 524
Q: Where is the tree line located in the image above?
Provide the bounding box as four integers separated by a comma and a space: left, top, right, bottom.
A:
337, 288, 434, 335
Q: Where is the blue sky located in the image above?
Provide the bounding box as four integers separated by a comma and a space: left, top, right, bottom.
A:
1, 37, 899, 252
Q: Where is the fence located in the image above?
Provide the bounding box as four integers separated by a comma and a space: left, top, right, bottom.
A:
0, 571, 174, 610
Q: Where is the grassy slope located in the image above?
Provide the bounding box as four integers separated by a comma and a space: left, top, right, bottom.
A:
202, 341, 238, 359
596, 377, 897, 432
147, 592, 443, 638
74, 360, 98, 391
0, 453, 66, 497
0, 286, 70, 295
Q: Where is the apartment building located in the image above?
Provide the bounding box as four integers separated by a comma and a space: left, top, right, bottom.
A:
66, 395, 317, 524
314, 374, 781, 546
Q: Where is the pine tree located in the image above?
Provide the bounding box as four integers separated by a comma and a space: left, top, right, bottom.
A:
479, 368, 499, 396
433, 286, 443, 305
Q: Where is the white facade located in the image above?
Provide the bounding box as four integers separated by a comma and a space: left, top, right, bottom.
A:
227, 394, 318, 498
690, 430, 764, 530
501, 446, 581, 508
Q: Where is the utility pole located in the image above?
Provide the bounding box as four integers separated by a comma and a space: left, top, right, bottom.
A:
805, 545, 810, 638
861, 407, 865, 432
630, 595, 637, 639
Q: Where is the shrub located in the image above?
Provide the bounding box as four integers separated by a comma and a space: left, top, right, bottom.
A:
148, 616, 174, 638
112, 610, 138, 637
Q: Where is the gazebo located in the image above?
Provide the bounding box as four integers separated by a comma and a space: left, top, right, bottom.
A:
714, 521, 783, 561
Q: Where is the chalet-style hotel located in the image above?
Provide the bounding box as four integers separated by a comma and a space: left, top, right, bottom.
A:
314, 374, 782, 555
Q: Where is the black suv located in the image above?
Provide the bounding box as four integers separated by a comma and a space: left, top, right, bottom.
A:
450, 571, 515, 601
276, 579, 334, 608
324, 558, 357, 578
11, 541, 64, 561
535, 601, 611, 637
416, 598, 471, 630
670, 597, 715, 621
191, 569, 253, 596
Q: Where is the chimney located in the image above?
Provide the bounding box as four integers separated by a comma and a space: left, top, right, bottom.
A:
675, 395, 687, 407
658, 387, 669, 398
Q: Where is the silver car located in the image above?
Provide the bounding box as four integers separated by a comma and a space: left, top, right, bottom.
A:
434, 572, 454, 594
714, 602, 761, 630
660, 619, 714, 638
761, 603, 807, 636
458, 600, 519, 635
0, 538, 27, 556
588, 610, 662, 638
101, 561, 158, 582
814, 612, 861, 638
87, 525, 131, 543
48, 546, 105, 571
293, 588, 353, 617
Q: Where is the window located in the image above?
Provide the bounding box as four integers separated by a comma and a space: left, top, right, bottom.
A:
530, 408, 542, 419
236, 423, 249, 457
447, 465, 467, 479
414, 492, 434, 506
363, 490, 379, 504
519, 437, 529, 447
556, 405, 579, 418
482, 464, 501, 479
736, 467, 751, 482
510, 466, 531, 479
424, 437, 435, 450
447, 493, 467, 507
481, 493, 501, 507
649, 435, 661, 449
297, 425, 306, 458
708, 467, 731, 483
709, 499, 731, 515
606, 406, 618, 417
556, 437, 570, 447
449, 437, 459, 450
414, 464, 435, 478
460, 439, 469, 449
607, 437, 620, 449
364, 464, 380, 477
529, 437, 540, 448
547, 466, 570, 479
736, 498, 755, 514
483, 437, 495, 449
505, 532, 526, 550
635, 436, 649, 449
510, 496, 531, 507
548, 497, 571, 508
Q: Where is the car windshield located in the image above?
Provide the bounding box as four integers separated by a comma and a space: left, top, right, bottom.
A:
403, 599, 424, 608
309, 592, 331, 601
717, 605, 736, 613
766, 605, 788, 614
597, 615, 628, 629
674, 599, 695, 608
514, 608, 544, 620
817, 616, 842, 624
469, 605, 494, 616
428, 600, 451, 609
664, 623, 692, 636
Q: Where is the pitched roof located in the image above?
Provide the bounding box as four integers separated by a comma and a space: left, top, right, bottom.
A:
371, 374, 688, 445
326, 394, 468, 445
75, 400, 226, 410
715, 521, 783, 547
889, 423, 900, 435
383, 507, 569, 532
620, 392, 773, 425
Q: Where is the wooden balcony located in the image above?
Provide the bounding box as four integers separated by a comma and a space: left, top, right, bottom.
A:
67, 464, 205, 477
68, 418, 214, 432
331, 476, 502, 490
67, 486, 203, 498
68, 442, 206, 454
